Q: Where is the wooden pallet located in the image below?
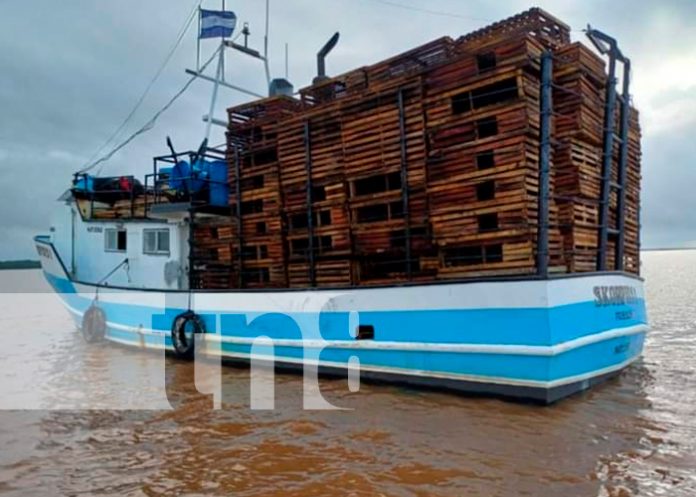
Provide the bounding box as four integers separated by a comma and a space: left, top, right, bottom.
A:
201, 8, 642, 287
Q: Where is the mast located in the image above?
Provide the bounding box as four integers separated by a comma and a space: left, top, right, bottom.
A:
189, 2, 271, 136
264, 0, 271, 87
204, 44, 225, 142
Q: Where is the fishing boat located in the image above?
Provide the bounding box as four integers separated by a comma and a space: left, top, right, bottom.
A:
35, 7, 648, 403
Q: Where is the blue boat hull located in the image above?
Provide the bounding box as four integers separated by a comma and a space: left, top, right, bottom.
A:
35, 236, 648, 404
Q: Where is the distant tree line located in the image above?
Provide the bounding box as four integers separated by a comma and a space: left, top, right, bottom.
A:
0, 260, 41, 270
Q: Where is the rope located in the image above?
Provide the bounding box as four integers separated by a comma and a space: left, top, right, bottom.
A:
78, 46, 222, 174
80, 0, 203, 174
361, 0, 494, 22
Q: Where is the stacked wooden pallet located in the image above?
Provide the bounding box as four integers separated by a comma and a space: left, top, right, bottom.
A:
422, 33, 566, 277
83, 193, 163, 220
551, 42, 641, 272
226, 97, 303, 288
623, 108, 642, 272
190, 218, 235, 289
277, 105, 353, 287
208, 7, 642, 289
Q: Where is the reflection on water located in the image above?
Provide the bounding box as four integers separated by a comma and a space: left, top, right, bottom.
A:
0, 254, 695, 496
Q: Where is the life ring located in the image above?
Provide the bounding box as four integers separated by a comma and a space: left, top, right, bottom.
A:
82, 304, 106, 343
171, 311, 206, 359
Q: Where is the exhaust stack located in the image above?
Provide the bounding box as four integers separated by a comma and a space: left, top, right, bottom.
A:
313, 32, 340, 84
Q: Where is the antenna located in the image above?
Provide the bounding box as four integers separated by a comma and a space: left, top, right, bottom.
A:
221, 0, 226, 81
196, 7, 201, 70
187, 2, 271, 135
242, 22, 250, 47
264, 0, 270, 59
263, 0, 271, 88
285, 42, 289, 79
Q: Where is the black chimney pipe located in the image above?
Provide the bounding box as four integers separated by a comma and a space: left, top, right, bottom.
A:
314, 32, 340, 84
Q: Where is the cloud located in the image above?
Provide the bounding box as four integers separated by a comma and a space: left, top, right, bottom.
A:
633, 53, 696, 135
0, 0, 695, 259
47, 149, 88, 164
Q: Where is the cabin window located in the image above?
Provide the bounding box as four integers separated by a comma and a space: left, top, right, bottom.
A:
476, 180, 496, 201
477, 52, 497, 73
143, 228, 170, 255
353, 171, 401, 197
105, 228, 127, 252
476, 150, 495, 170
478, 213, 498, 232
256, 222, 267, 234
476, 117, 498, 138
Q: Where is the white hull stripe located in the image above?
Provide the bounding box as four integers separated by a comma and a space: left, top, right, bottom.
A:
65, 304, 646, 357
66, 275, 645, 312
200, 324, 647, 356
102, 336, 641, 390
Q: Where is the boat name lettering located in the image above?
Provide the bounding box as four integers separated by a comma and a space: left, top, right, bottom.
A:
593, 286, 638, 307
87, 226, 103, 233
36, 245, 52, 259
615, 310, 633, 320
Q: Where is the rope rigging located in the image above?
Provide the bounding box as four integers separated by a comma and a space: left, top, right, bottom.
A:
78, 45, 221, 175
79, 0, 204, 174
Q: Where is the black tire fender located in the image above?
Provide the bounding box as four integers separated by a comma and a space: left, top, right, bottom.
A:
82, 305, 106, 343
171, 311, 206, 359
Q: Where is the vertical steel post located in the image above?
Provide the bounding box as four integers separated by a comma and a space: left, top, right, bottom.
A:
264, 0, 271, 89
221, 0, 226, 81
188, 207, 195, 290
537, 51, 553, 277
234, 146, 243, 288
130, 176, 135, 218
397, 88, 412, 279
196, 8, 201, 71
204, 45, 224, 142
597, 53, 618, 271
304, 121, 316, 287
90, 179, 94, 220
614, 60, 631, 271
153, 158, 158, 205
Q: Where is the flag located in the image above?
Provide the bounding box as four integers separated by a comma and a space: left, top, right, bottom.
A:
199, 9, 237, 39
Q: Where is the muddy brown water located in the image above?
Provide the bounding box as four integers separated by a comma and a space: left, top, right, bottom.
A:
0, 251, 694, 496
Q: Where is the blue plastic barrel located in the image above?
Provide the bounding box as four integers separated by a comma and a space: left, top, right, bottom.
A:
207, 160, 229, 206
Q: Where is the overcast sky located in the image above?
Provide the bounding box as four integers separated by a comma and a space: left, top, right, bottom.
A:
1, 0, 695, 260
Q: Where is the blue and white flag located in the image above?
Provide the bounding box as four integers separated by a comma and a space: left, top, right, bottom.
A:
199, 9, 237, 39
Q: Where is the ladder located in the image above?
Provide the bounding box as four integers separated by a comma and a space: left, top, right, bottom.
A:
586, 28, 632, 272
